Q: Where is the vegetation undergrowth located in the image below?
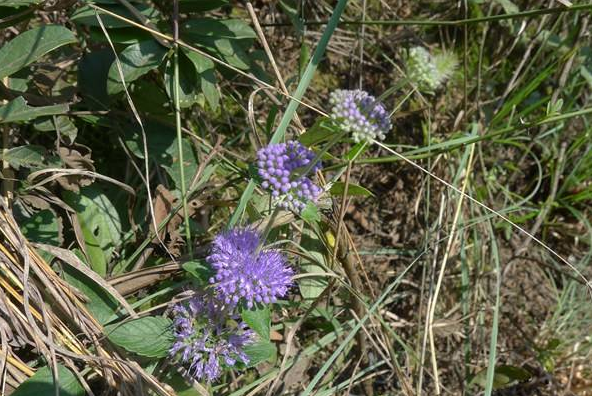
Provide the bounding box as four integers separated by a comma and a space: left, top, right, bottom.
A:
0, 0, 591, 395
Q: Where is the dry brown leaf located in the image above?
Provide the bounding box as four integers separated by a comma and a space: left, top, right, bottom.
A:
56, 144, 95, 192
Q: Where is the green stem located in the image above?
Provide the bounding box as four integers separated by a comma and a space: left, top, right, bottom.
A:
173, 0, 191, 254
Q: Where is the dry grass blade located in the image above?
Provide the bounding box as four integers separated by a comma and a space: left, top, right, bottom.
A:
0, 198, 174, 395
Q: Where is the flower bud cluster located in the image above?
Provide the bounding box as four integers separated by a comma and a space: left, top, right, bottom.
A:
329, 89, 392, 142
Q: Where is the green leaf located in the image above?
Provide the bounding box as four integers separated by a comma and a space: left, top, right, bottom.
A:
71, 4, 161, 29
241, 304, 271, 341
0, 96, 69, 123
63, 186, 123, 273
181, 18, 256, 40
301, 202, 321, 223
0, 145, 46, 169
183, 50, 219, 110
181, 18, 255, 70
0, 0, 40, 7
12, 364, 84, 396
20, 209, 62, 246
471, 365, 531, 390
105, 316, 174, 358
164, 52, 200, 108
299, 118, 339, 147
78, 48, 114, 109
162, 138, 199, 189
33, 116, 78, 143
179, 0, 230, 12
107, 40, 167, 95
62, 263, 119, 325
299, 226, 328, 300
182, 259, 214, 286
0, 25, 76, 79
329, 182, 373, 197
243, 341, 276, 367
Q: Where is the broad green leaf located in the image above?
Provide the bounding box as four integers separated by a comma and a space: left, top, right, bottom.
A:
182, 259, 214, 286
105, 316, 174, 358
241, 304, 271, 341
0, 0, 40, 6
107, 40, 167, 95
63, 186, 123, 273
0, 25, 76, 79
0, 145, 46, 169
0, 97, 69, 123
301, 202, 321, 223
62, 262, 119, 325
164, 52, 200, 108
181, 18, 256, 40
71, 4, 161, 29
162, 137, 199, 190
299, 226, 328, 300
329, 182, 373, 197
183, 50, 219, 110
20, 209, 62, 246
33, 116, 78, 143
181, 19, 255, 70
79, 222, 108, 277
471, 365, 531, 390
12, 364, 84, 396
299, 118, 339, 147
78, 48, 114, 109
179, 0, 229, 12
243, 341, 276, 367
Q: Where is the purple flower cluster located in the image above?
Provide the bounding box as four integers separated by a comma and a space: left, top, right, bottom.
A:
169, 296, 255, 382
329, 89, 392, 142
207, 228, 293, 308
256, 141, 322, 212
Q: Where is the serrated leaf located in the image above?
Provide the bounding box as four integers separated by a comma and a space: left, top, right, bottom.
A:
182, 259, 214, 286
107, 40, 167, 95
243, 341, 276, 367
241, 304, 270, 341
329, 182, 373, 197
105, 316, 174, 358
0, 25, 76, 79
12, 364, 84, 396
300, 202, 320, 223
0, 145, 46, 169
0, 96, 69, 123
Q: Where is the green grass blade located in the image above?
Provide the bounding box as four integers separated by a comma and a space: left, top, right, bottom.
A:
226, 0, 350, 228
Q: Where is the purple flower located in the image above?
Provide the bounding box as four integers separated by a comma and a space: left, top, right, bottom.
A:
207, 228, 294, 308
169, 296, 255, 382
329, 89, 391, 142
256, 141, 322, 212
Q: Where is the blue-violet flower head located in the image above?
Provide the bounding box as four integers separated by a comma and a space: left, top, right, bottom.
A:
256, 141, 322, 212
207, 228, 294, 308
169, 296, 255, 383
329, 89, 391, 142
